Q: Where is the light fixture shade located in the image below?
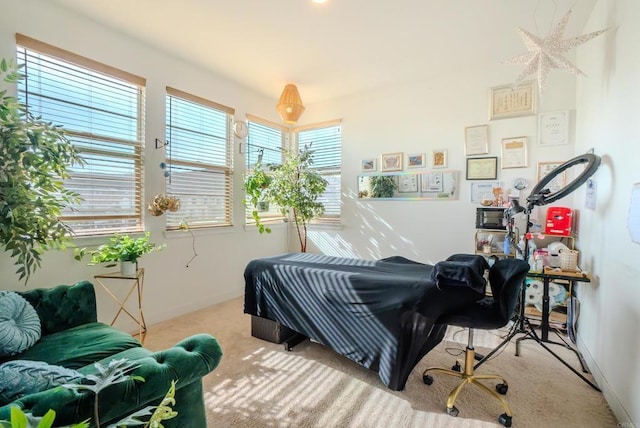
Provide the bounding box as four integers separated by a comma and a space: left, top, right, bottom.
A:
276, 84, 305, 124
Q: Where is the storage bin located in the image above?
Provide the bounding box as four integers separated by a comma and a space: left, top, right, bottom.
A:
251, 316, 297, 344
560, 249, 579, 271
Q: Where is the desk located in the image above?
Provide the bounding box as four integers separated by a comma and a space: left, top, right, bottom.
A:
517, 267, 599, 391
94, 268, 146, 342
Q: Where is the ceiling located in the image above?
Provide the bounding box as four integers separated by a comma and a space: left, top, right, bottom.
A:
51, 0, 597, 105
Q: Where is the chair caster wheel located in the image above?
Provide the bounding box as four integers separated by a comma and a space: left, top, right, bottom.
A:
498, 413, 512, 427
496, 383, 508, 395
451, 361, 461, 372
423, 374, 434, 385
446, 406, 459, 417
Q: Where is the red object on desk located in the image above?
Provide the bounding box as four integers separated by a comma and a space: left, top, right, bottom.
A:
545, 207, 573, 236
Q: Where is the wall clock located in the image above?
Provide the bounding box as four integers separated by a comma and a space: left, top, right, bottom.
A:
233, 121, 248, 139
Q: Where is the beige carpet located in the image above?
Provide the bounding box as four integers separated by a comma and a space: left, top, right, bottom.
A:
143, 298, 617, 428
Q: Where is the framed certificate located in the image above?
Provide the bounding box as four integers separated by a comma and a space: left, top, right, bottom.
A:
537, 161, 567, 193
466, 157, 498, 180
464, 125, 489, 155
489, 81, 537, 120
501, 136, 528, 168
538, 110, 570, 146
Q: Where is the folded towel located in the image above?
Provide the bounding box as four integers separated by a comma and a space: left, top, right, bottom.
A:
430, 254, 489, 294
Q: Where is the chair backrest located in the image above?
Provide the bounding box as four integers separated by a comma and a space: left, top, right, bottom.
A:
488, 259, 530, 324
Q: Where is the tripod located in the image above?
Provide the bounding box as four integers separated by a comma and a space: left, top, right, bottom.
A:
472, 203, 532, 371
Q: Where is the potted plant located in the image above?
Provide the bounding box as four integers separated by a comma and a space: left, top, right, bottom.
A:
243, 160, 273, 233
74, 232, 165, 276
246, 147, 327, 252
0, 58, 84, 284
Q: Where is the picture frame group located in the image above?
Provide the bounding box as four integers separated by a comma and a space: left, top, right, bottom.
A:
361, 149, 448, 172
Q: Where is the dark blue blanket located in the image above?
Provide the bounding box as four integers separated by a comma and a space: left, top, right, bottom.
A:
244, 253, 484, 391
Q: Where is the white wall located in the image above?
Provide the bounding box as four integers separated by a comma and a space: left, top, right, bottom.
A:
573, 0, 639, 425
0, 0, 288, 327
299, 58, 579, 264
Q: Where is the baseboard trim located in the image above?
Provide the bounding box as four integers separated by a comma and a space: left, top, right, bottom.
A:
145, 289, 242, 326
576, 333, 635, 426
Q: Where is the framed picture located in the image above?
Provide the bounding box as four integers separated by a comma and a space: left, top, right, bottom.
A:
501, 136, 528, 168
537, 161, 567, 194
466, 156, 498, 180
361, 158, 377, 172
432, 149, 448, 168
538, 110, 570, 146
489, 81, 537, 120
421, 172, 444, 192
398, 174, 419, 193
470, 181, 502, 204
381, 152, 403, 172
406, 153, 426, 169
464, 125, 489, 155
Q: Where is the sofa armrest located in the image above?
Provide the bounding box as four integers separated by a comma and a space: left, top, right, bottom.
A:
0, 333, 223, 426
18, 281, 97, 336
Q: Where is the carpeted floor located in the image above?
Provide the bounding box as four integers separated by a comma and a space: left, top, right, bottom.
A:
143, 298, 618, 428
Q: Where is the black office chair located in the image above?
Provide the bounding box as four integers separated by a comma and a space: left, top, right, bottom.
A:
423, 258, 530, 428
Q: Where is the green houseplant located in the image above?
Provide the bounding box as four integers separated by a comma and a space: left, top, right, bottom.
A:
243, 160, 273, 233
74, 232, 164, 275
0, 58, 84, 284
245, 147, 327, 252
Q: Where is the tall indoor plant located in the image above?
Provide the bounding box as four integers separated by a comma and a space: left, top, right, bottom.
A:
0, 59, 84, 284
245, 147, 327, 252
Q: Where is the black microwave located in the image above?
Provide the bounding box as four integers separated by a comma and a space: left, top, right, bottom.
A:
476, 207, 506, 230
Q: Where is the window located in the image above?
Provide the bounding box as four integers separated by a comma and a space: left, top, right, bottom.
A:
16, 34, 146, 236
245, 115, 287, 224
165, 87, 234, 230
295, 121, 342, 223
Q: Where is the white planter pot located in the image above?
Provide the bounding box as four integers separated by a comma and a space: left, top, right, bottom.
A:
120, 261, 137, 277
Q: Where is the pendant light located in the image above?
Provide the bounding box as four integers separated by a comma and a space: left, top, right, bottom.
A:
276, 84, 305, 124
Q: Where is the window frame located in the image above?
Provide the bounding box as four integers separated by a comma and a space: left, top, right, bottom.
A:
164, 86, 235, 231
244, 114, 289, 226
16, 33, 146, 237
293, 119, 342, 225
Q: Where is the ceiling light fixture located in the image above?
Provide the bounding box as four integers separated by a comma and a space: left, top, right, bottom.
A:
275, 84, 305, 125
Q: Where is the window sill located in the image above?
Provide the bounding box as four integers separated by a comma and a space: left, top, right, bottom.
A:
243, 221, 287, 233
163, 225, 237, 240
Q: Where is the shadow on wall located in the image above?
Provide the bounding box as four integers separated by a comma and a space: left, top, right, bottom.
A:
306, 189, 422, 261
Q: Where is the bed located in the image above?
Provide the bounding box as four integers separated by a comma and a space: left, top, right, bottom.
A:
243, 252, 487, 391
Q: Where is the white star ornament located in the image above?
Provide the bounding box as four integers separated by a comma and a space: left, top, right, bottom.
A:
504, 8, 607, 94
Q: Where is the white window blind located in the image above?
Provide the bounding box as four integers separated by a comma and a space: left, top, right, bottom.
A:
16, 34, 146, 236
165, 87, 234, 230
246, 118, 284, 167
295, 121, 342, 222
245, 116, 286, 223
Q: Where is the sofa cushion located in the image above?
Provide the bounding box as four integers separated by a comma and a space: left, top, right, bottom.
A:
0, 291, 41, 357
14, 322, 141, 369
0, 360, 83, 406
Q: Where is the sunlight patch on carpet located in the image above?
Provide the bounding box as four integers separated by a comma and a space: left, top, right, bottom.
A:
203, 347, 497, 427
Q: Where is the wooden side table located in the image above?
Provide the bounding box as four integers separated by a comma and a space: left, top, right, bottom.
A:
94, 268, 146, 342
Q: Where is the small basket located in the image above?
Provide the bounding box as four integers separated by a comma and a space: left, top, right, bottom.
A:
559, 249, 579, 271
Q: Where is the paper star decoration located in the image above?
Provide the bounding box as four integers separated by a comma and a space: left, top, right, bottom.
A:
504, 8, 607, 94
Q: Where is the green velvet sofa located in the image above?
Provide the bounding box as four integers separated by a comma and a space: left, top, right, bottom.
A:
0, 281, 222, 427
